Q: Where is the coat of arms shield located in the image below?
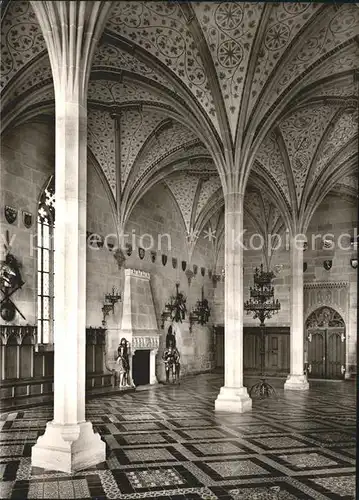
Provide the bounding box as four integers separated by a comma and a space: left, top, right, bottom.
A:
172, 257, 177, 269
323, 260, 332, 270
162, 254, 167, 266
4, 206, 17, 225
151, 251, 156, 263
193, 264, 198, 275
22, 211, 32, 228
138, 247, 145, 260
201, 267, 205, 277
181, 260, 187, 271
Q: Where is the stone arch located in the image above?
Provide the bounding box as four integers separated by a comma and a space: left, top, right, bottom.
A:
306, 306, 345, 329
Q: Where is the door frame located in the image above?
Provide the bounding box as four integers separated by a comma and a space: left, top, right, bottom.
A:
305, 307, 346, 380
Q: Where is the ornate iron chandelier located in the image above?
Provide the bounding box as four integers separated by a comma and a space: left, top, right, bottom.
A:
244, 264, 280, 399
161, 282, 187, 328
189, 286, 210, 332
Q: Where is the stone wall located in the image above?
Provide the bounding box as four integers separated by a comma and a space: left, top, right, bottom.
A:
0, 124, 215, 379
213, 194, 357, 374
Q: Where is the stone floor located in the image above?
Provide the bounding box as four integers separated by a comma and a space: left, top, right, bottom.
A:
0, 374, 356, 499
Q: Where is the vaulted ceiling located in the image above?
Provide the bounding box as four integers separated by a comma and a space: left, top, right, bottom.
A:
1, 1, 358, 245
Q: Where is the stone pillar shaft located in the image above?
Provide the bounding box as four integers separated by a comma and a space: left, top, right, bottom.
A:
215, 192, 252, 412
53, 100, 87, 425
284, 239, 309, 391
30, 1, 110, 473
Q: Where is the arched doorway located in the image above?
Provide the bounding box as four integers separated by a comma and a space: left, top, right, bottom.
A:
305, 307, 346, 379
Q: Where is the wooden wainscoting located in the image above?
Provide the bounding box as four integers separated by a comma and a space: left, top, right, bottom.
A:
0, 326, 112, 401
213, 325, 290, 376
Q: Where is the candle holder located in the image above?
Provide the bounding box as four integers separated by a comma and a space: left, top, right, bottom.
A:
189, 286, 211, 332
244, 264, 280, 399
161, 283, 187, 328
102, 287, 121, 326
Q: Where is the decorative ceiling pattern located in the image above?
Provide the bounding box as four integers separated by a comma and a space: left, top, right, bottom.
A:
165, 173, 200, 231
193, 2, 263, 136
311, 82, 357, 99
255, 131, 290, 204
302, 43, 359, 88
26, 86, 54, 106
106, 2, 219, 133
92, 43, 173, 89
88, 79, 170, 106
87, 109, 116, 197
279, 103, 339, 204
134, 121, 199, 181
337, 173, 358, 191
1, 0, 46, 91
313, 108, 358, 181
265, 4, 359, 117
120, 108, 165, 187
244, 190, 264, 230
195, 177, 222, 221
246, 2, 321, 120
3, 52, 52, 107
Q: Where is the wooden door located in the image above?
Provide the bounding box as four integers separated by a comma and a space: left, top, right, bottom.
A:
307, 330, 325, 378
326, 328, 345, 379
307, 328, 345, 379
266, 335, 279, 371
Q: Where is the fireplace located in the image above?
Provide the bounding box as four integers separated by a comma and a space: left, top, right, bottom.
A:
118, 269, 160, 387
132, 349, 150, 386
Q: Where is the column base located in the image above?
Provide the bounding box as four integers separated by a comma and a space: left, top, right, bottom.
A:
31, 421, 106, 473
284, 374, 309, 391
214, 386, 252, 413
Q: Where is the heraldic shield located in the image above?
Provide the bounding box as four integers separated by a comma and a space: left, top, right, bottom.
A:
323, 260, 332, 270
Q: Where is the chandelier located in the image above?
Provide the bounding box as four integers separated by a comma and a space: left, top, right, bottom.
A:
189, 286, 210, 332
161, 282, 187, 328
244, 264, 280, 325
244, 264, 280, 399
102, 287, 121, 326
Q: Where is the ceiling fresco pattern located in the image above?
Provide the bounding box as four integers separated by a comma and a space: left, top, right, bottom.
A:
1, 1, 358, 248
92, 42, 174, 90
134, 121, 199, 182
106, 2, 219, 133
165, 173, 200, 232
1, 0, 46, 91
245, 2, 321, 121
279, 103, 340, 204
195, 177, 223, 221
119, 108, 166, 187
313, 109, 358, 181
193, 2, 264, 136
87, 110, 116, 196
88, 79, 169, 106
255, 131, 290, 204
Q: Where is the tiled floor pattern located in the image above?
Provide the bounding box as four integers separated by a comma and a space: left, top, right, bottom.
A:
0, 374, 356, 499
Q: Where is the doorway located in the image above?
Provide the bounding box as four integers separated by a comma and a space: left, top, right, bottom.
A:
305, 307, 346, 379
132, 349, 150, 386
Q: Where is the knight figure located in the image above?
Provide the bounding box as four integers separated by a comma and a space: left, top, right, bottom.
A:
116, 338, 131, 388
162, 339, 180, 384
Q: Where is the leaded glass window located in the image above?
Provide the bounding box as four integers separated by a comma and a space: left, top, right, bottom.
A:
37, 176, 55, 344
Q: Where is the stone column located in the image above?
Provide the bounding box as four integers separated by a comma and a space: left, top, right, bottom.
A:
215, 192, 252, 412
31, 1, 111, 473
284, 239, 309, 391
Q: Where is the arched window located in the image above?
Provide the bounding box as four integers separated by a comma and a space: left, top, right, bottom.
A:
37, 176, 55, 344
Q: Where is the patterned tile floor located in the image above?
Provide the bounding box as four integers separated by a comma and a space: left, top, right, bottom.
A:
0, 374, 356, 499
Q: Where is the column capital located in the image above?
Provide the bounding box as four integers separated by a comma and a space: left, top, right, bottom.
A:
31, 1, 112, 102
